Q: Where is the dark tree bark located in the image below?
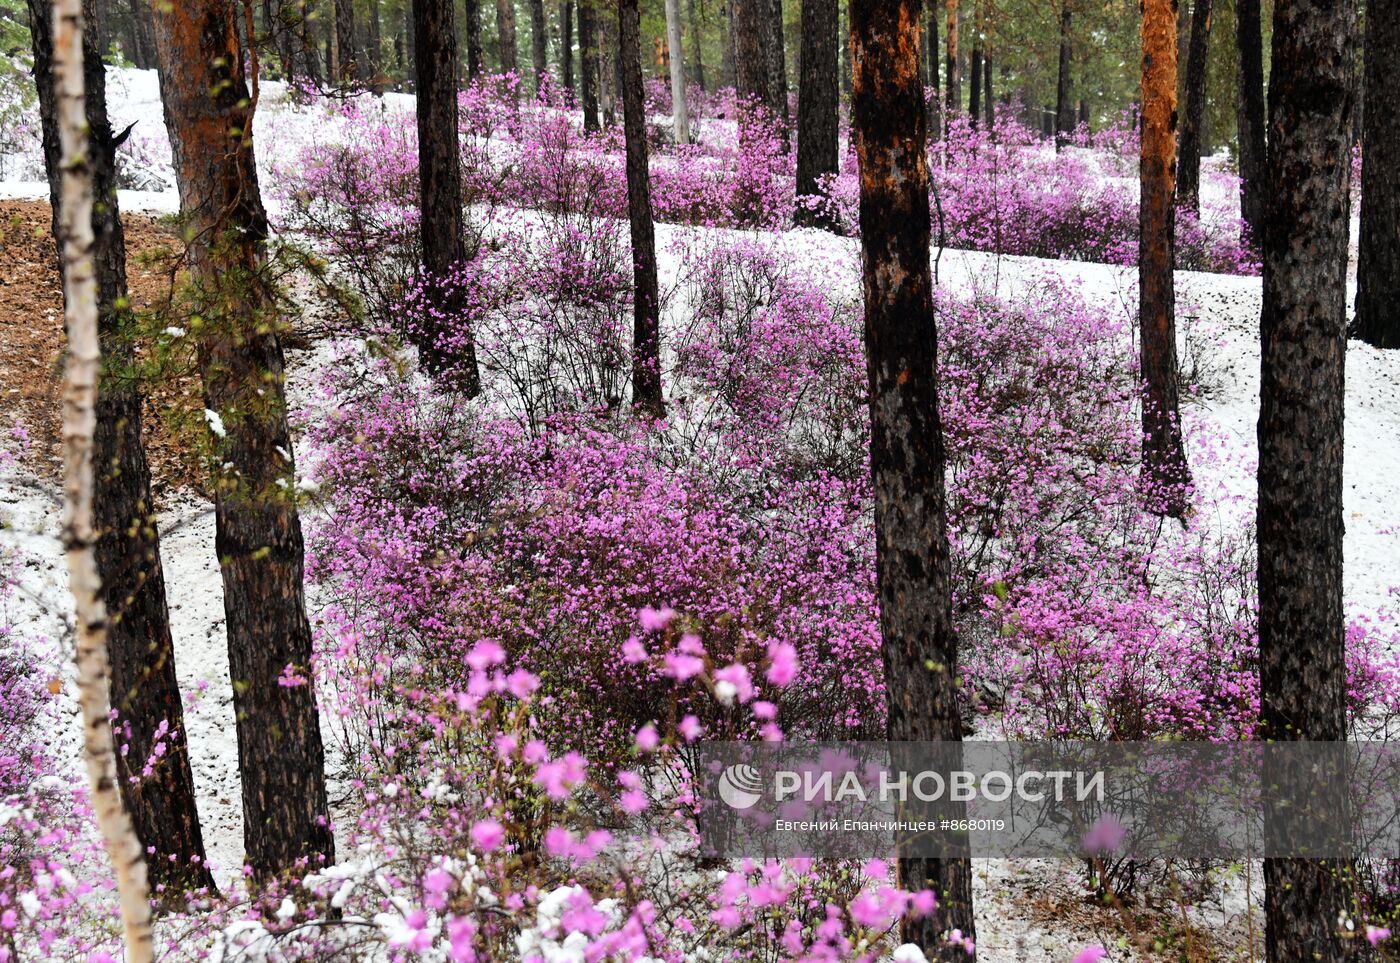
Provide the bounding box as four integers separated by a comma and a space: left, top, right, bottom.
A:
1356, 0, 1400, 348
618, 0, 664, 416
335, 0, 358, 81
968, 33, 981, 126
794, 0, 838, 228
403, 0, 416, 79
368, 0, 382, 76
1176, 0, 1212, 210
850, 0, 976, 954
561, 0, 574, 90
687, 0, 706, 88
1054, 4, 1072, 147
464, 0, 485, 78
599, 5, 618, 123
529, 0, 548, 90
1258, 0, 1358, 958
579, 0, 601, 127
1139, 0, 1191, 516
149, 0, 335, 880
926, 2, 941, 141
28, 0, 215, 898
733, 0, 767, 106
1235, 0, 1265, 239
944, 0, 959, 117
721, 0, 737, 88
763, 0, 790, 131
983, 53, 993, 127
497, 0, 518, 75
412, 0, 481, 389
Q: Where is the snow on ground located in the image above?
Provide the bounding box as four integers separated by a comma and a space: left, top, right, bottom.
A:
2, 65, 1397, 959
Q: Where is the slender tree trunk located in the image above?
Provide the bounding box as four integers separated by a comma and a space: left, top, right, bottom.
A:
497, 0, 518, 75
721, 0, 737, 88
968, 32, 981, 126
412, 0, 481, 388
599, 5, 617, 123
851, 0, 976, 953
794, 0, 837, 228
1054, 4, 1072, 148
561, 0, 574, 90
336, 0, 357, 81
1234, 0, 1265, 239
1176, 0, 1212, 210
29, 0, 215, 898
1356, 0, 1399, 348
1139, 0, 1191, 517
464, 0, 484, 78
579, 0, 600, 127
50, 2, 156, 957
368, 0, 382, 77
944, 0, 958, 117
403, 1, 416, 80
983, 53, 993, 127
150, 0, 336, 880
664, 0, 689, 140
763, 0, 789, 132
1258, 0, 1358, 957
926, 2, 941, 140
618, 0, 663, 416
529, 0, 548, 90
687, 0, 705, 88
733, 0, 767, 108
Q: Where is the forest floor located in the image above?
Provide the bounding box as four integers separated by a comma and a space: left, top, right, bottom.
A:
2, 68, 1400, 961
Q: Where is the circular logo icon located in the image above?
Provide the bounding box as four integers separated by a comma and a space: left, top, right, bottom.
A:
718, 763, 764, 810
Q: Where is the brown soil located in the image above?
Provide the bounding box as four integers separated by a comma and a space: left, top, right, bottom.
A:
0, 198, 204, 497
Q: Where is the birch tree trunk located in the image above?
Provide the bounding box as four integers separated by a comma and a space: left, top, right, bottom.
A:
664, 0, 690, 142
52, 0, 155, 957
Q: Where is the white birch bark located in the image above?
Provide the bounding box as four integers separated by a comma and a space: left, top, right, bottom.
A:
52, 1, 156, 959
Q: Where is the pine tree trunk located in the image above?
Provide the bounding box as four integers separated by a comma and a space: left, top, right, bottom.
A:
412, 0, 481, 389
1356, 0, 1399, 348
721, 0, 737, 88
1258, 0, 1358, 958
664, 0, 689, 141
529, 0, 548, 90
618, 0, 663, 416
763, 0, 789, 133
336, 0, 357, 81
1176, 0, 1212, 211
599, 6, 617, 123
149, 0, 336, 881
1234, 0, 1265, 240
944, 0, 958, 117
464, 0, 484, 78
1054, 5, 1072, 148
851, 0, 976, 953
968, 41, 981, 127
29, 0, 215, 899
794, 0, 837, 228
561, 0, 574, 90
50, 2, 156, 955
983, 54, 993, 127
687, 0, 705, 88
733, 0, 767, 107
368, 0, 382, 77
496, 0, 518, 75
1139, 0, 1191, 517
579, 0, 600, 127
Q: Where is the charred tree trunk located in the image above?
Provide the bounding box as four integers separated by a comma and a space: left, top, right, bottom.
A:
561, 0, 574, 90
1234, 0, 1265, 240
496, 0, 518, 75
1139, 0, 1191, 516
29, 0, 215, 899
412, 0, 480, 388
1356, 0, 1399, 348
1176, 0, 1212, 211
851, 0, 977, 954
687, 0, 705, 88
1054, 4, 1072, 148
618, 0, 664, 416
1258, 0, 1358, 957
150, 0, 336, 880
579, 0, 601, 127
529, 0, 548, 91
944, 0, 958, 117
464, 0, 484, 78
794, 0, 838, 228
335, 0, 358, 81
